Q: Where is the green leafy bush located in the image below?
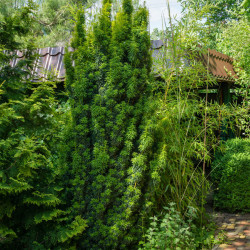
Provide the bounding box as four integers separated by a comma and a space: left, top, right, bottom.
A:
139, 203, 197, 249
211, 138, 250, 212
139, 203, 218, 250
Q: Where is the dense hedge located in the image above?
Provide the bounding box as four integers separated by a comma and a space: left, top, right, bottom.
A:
211, 138, 250, 212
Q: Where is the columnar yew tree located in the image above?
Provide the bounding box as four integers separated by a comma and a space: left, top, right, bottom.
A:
64, 0, 152, 247
88, 1, 152, 248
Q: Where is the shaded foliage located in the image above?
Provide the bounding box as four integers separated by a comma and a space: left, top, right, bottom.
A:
211, 138, 250, 212
0, 3, 86, 249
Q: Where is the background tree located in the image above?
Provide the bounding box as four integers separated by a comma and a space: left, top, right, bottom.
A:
150, 27, 165, 40
178, 0, 249, 23
176, 0, 249, 50
0, 0, 98, 48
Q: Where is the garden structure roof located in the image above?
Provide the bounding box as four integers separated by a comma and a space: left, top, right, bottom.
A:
9, 40, 237, 82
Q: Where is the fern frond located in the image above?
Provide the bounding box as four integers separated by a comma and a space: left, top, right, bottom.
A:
34, 209, 64, 224
57, 216, 87, 243
0, 200, 16, 219
0, 178, 32, 195
23, 192, 61, 207
0, 225, 17, 243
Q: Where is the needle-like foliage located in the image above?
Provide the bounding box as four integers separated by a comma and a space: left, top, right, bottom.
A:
0, 4, 87, 248
63, 0, 152, 247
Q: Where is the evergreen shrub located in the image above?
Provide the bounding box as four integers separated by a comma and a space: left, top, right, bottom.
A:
211, 138, 250, 212
63, 0, 154, 248
0, 3, 87, 248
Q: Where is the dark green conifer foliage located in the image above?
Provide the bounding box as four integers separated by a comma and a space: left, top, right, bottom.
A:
0, 4, 87, 248
0, 80, 87, 248
64, 0, 152, 247
0, 0, 36, 103
83, 0, 113, 247
63, 7, 96, 221
102, 4, 152, 247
